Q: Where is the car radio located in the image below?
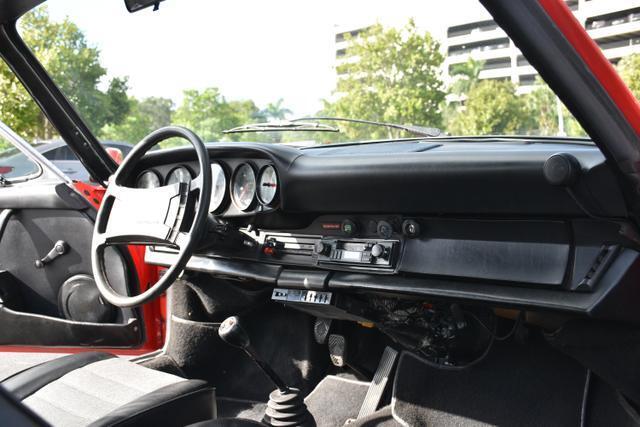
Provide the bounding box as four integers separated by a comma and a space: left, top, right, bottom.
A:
312, 238, 398, 269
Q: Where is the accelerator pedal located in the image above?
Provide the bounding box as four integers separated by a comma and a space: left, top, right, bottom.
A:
328, 334, 347, 367
357, 346, 398, 419
314, 317, 332, 344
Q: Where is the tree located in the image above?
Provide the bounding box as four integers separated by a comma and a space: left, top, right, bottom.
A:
617, 54, 640, 99
449, 58, 484, 96
523, 80, 559, 135
522, 77, 586, 137
0, 7, 129, 141
449, 80, 526, 135
102, 96, 173, 143
261, 99, 292, 121
172, 88, 261, 143
324, 20, 445, 139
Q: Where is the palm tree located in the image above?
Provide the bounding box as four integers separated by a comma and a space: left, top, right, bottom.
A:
449, 58, 485, 96
261, 98, 292, 121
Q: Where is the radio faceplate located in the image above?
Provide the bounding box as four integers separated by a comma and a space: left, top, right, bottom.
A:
313, 238, 398, 269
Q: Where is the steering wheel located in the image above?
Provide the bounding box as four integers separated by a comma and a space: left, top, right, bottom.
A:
91, 126, 211, 307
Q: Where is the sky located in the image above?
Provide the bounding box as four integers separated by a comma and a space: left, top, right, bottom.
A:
45, 0, 489, 117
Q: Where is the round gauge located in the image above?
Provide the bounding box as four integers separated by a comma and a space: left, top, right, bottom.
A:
257, 165, 278, 206
166, 166, 192, 185
209, 163, 227, 213
231, 163, 256, 211
135, 170, 161, 188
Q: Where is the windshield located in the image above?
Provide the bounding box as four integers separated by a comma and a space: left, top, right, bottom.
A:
10, 1, 639, 147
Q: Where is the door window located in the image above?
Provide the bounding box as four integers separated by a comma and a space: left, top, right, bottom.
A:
0, 136, 40, 181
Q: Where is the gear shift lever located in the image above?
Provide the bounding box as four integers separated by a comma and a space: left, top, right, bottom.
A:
218, 316, 315, 427
218, 316, 288, 392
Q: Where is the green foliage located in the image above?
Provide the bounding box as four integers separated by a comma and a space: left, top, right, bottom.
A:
102, 96, 173, 143
449, 58, 484, 96
0, 7, 129, 141
324, 20, 445, 139
522, 79, 586, 137
449, 80, 526, 135
260, 98, 292, 121
172, 88, 262, 144
617, 54, 640, 99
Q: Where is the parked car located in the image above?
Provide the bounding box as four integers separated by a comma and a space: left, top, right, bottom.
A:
0, 140, 132, 183
37, 140, 132, 181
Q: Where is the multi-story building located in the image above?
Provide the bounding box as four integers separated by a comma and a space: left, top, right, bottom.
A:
333, 1, 640, 95
444, 0, 640, 94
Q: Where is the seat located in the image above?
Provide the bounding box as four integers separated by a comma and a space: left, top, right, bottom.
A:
1, 352, 215, 427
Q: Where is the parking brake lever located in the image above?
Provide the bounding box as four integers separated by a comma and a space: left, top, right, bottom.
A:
34, 240, 67, 269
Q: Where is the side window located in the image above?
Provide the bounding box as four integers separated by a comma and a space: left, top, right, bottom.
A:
0, 137, 40, 181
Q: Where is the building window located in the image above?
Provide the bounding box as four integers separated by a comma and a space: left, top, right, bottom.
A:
519, 74, 538, 86
335, 27, 370, 43
483, 57, 511, 70
447, 20, 497, 38
516, 55, 530, 67
595, 32, 640, 50
448, 37, 509, 56
586, 7, 640, 30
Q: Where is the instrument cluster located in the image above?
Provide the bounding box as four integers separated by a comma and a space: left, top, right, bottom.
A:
135, 160, 280, 216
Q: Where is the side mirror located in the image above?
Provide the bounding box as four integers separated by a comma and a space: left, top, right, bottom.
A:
124, 0, 165, 13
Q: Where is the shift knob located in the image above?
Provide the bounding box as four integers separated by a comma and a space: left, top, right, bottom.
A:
218, 316, 250, 349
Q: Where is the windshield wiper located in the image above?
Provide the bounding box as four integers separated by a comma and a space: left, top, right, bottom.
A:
293, 117, 442, 138
223, 120, 339, 134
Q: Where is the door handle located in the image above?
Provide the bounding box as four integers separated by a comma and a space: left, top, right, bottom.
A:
34, 240, 67, 268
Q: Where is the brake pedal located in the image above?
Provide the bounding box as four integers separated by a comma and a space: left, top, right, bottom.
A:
328, 334, 347, 367
357, 346, 398, 419
314, 317, 332, 344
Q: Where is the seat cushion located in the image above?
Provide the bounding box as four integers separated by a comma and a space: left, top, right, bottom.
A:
2, 353, 214, 427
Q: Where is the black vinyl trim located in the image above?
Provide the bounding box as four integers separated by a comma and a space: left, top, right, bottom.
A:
90, 380, 215, 427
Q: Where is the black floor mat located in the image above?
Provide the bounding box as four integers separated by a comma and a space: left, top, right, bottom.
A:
217, 397, 267, 422
304, 375, 370, 426
392, 339, 587, 426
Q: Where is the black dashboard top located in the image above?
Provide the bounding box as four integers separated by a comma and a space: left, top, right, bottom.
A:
135, 137, 626, 219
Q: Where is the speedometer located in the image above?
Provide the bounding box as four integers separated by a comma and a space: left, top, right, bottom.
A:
231, 163, 256, 211
257, 165, 278, 206
209, 163, 227, 213
136, 170, 161, 188
166, 166, 192, 185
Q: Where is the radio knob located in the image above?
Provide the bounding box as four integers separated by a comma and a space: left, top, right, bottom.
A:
314, 241, 331, 256
371, 244, 387, 259
377, 221, 393, 239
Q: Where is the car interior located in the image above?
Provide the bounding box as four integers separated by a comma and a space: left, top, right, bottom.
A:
1, 0, 640, 426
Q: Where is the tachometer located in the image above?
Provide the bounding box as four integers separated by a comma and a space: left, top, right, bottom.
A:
209, 163, 227, 213
231, 163, 256, 211
257, 165, 278, 206
136, 170, 161, 188
166, 166, 192, 185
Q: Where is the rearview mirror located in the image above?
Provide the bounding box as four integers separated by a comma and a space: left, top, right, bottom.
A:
124, 0, 165, 13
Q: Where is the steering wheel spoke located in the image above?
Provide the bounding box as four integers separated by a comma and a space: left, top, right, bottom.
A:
91, 126, 211, 307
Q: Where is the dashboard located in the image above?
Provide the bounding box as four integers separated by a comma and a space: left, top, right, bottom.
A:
130, 138, 640, 324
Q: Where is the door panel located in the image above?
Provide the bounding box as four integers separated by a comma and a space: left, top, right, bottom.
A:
0, 206, 143, 347
0, 122, 145, 348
